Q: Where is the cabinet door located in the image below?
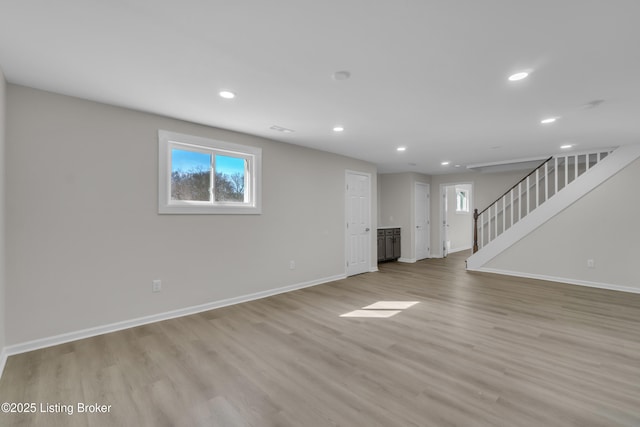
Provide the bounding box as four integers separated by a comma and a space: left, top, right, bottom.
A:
385, 235, 394, 259
393, 232, 401, 259
377, 233, 385, 262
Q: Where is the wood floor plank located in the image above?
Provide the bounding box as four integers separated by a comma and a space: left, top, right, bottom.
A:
2, 251, 640, 426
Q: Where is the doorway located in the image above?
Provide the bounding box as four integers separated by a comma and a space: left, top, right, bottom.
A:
440, 183, 473, 257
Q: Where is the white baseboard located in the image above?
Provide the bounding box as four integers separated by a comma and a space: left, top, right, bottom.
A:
475, 267, 640, 295
375, 257, 435, 264
448, 246, 472, 254
3, 274, 346, 361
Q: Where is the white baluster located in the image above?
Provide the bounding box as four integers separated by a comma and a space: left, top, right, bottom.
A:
545, 162, 549, 202
554, 157, 558, 196
487, 206, 491, 242
480, 211, 484, 248
510, 189, 514, 227
503, 195, 506, 234
518, 182, 522, 221
535, 169, 539, 209
526, 176, 530, 215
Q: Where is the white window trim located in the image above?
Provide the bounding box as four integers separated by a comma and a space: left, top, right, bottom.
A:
158, 130, 262, 214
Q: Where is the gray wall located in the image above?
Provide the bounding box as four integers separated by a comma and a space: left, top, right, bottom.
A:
486, 157, 640, 290
0, 68, 6, 353
378, 172, 430, 261
5, 85, 377, 345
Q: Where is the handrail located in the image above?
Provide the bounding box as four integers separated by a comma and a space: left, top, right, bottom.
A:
477, 156, 552, 216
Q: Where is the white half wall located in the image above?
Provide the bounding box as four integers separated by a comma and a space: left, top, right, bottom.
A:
5, 85, 377, 346
484, 155, 640, 292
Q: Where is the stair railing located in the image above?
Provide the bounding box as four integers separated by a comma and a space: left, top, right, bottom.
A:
472, 149, 613, 253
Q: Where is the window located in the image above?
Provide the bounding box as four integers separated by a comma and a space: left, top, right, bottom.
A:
456, 189, 469, 213
158, 130, 261, 214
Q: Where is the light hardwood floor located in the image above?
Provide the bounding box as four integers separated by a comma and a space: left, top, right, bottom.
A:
1, 251, 640, 426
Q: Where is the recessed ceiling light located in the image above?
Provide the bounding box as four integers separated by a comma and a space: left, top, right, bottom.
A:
333, 126, 344, 132
397, 146, 406, 152
508, 72, 529, 81
219, 90, 236, 99
441, 161, 450, 166
540, 117, 558, 124
560, 144, 573, 149
454, 164, 461, 168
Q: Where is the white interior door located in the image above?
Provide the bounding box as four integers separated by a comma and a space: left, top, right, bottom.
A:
441, 186, 449, 257
346, 171, 371, 276
415, 182, 430, 260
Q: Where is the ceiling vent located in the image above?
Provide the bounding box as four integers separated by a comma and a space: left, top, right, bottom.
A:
581, 99, 605, 109
270, 125, 294, 133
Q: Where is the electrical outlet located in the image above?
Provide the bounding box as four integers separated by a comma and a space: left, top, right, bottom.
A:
587, 259, 595, 268
152, 279, 162, 292
289, 260, 296, 270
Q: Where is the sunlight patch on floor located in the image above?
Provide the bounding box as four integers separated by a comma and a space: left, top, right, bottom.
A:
340, 310, 401, 318
362, 301, 419, 310
340, 301, 419, 318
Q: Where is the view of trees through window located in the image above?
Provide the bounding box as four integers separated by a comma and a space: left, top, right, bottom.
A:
171, 149, 246, 202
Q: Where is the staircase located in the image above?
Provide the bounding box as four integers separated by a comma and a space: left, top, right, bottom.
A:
466, 144, 640, 270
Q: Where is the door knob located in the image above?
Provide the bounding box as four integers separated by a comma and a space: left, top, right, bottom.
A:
365, 228, 370, 232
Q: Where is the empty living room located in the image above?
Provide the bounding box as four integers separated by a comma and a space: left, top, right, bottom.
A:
1, 1, 639, 426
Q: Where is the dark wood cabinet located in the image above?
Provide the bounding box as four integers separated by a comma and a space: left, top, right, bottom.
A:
377, 228, 401, 262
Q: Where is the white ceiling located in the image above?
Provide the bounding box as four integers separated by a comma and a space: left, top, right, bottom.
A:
1, 0, 639, 175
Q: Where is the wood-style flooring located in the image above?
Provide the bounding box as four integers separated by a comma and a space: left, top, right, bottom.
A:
1, 251, 640, 426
